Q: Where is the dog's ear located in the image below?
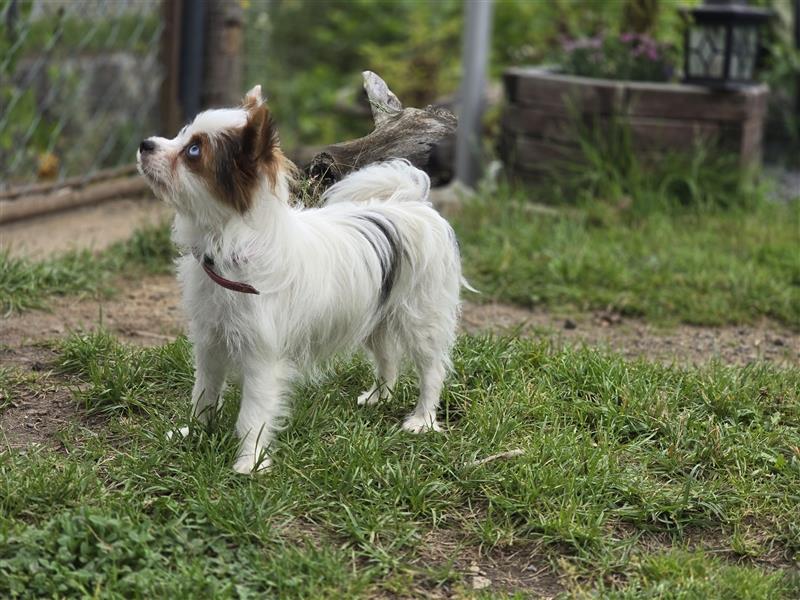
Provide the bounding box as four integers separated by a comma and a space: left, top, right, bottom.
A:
241, 101, 279, 164
242, 84, 263, 110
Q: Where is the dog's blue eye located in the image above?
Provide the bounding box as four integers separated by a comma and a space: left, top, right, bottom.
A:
187, 144, 201, 158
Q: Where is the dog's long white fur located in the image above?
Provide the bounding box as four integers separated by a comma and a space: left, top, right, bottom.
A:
146, 108, 463, 473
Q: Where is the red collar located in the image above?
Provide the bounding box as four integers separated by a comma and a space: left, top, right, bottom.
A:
200, 254, 260, 295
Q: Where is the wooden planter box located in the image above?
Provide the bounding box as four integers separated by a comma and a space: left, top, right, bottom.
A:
500, 66, 769, 180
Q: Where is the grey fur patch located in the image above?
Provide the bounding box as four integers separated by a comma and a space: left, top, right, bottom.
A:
353, 213, 402, 305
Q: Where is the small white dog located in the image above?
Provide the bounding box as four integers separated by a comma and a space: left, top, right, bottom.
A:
137, 85, 464, 473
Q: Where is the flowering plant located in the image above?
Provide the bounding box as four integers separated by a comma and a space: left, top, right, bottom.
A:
559, 32, 676, 82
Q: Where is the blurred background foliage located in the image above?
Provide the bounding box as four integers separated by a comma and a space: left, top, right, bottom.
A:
1, 0, 797, 184
244, 0, 798, 156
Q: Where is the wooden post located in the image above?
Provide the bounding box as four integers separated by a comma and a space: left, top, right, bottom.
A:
159, 0, 183, 136
202, 0, 244, 108
455, 0, 493, 187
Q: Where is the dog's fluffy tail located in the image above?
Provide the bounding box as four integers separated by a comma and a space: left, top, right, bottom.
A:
321, 159, 431, 205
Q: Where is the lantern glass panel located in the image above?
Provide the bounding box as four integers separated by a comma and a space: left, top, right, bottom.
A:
730, 25, 758, 80
688, 25, 726, 78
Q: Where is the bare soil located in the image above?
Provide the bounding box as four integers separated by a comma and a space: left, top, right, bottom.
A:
461, 302, 799, 367
1, 195, 171, 259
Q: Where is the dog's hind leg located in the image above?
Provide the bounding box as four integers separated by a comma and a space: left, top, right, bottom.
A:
402, 330, 451, 433
400, 296, 458, 433
403, 357, 445, 433
357, 326, 400, 406
233, 359, 292, 474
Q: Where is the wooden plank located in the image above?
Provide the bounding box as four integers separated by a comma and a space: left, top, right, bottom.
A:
502, 105, 724, 151
501, 106, 576, 140
739, 117, 765, 165
0, 165, 138, 201
625, 85, 767, 121
500, 133, 584, 171
504, 68, 623, 115
0, 176, 149, 225
504, 67, 769, 122
159, 0, 183, 135
627, 118, 722, 150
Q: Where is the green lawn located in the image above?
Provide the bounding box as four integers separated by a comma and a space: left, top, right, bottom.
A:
1, 332, 798, 597
456, 195, 800, 328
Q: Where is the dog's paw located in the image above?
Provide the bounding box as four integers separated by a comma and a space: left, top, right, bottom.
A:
402, 413, 442, 434
357, 387, 382, 406
166, 426, 190, 440
232, 453, 272, 475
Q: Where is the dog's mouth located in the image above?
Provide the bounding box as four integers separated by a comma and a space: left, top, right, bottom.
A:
137, 159, 168, 192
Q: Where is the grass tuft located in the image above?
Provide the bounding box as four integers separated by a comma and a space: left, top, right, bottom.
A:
58, 329, 192, 416
0, 221, 174, 316
547, 112, 767, 214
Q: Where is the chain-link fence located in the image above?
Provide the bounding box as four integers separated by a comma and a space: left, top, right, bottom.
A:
0, 0, 163, 190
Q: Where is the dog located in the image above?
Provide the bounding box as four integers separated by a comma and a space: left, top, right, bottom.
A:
137, 85, 464, 473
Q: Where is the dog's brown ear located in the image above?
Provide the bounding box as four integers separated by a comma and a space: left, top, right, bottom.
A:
242, 84, 263, 110
241, 101, 279, 164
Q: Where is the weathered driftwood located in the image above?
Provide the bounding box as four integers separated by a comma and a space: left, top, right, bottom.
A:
305, 71, 457, 197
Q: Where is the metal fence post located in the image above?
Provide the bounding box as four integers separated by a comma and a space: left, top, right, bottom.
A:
455, 0, 494, 188
179, 0, 206, 122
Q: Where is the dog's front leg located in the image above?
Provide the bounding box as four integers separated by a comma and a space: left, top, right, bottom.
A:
170, 339, 229, 439
232, 359, 290, 474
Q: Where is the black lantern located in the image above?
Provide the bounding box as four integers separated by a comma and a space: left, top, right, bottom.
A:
681, 0, 773, 89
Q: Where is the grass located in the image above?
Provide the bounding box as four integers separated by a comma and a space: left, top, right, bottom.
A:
0, 222, 173, 315
455, 194, 800, 328
1, 331, 798, 597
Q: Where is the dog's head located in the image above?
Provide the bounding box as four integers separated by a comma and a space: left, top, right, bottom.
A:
137, 85, 288, 221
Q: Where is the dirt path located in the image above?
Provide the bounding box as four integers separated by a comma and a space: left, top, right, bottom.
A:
3, 273, 797, 366
1, 196, 171, 259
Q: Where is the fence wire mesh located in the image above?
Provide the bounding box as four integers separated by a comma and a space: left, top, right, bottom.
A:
0, 0, 163, 190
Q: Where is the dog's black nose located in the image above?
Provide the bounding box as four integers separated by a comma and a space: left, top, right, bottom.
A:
139, 139, 156, 154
